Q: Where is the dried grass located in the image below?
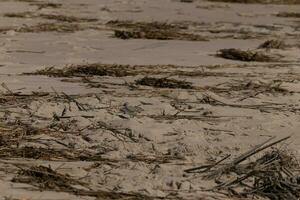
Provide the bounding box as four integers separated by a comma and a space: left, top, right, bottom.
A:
216, 48, 278, 62
258, 39, 287, 49
136, 77, 194, 89
107, 20, 208, 41
208, 0, 300, 4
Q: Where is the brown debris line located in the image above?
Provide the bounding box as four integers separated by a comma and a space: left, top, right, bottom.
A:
16, 23, 83, 33
197, 93, 292, 112
26, 64, 135, 77
216, 48, 278, 62
0, 146, 116, 162
180, 0, 195, 2
113, 29, 208, 41
107, 20, 189, 30
258, 39, 288, 49
12, 165, 155, 199
26, 63, 206, 78
25, 62, 295, 82
207, 0, 300, 4
136, 77, 194, 89
276, 12, 300, 18
143, 114, 233, 122
4, 12, 98, 23
221, 80, 290, 95
185, 136, 300, 200
3, 12, 33, 18
30, 2, 63, 9
12, 165, 80, 191
1, 0, 38, 2
0, 146, 76, 160
106, 20, 208, 41
0, 123, 44, 146
127, 153, 185, 164
39, 14, 97, 23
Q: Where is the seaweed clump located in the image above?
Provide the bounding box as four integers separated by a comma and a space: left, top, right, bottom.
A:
136, 77, 194, 89
207, 0, 300, 4
276, 12, 300, 18
38, 14, 98, 23
12, 165, 154, 199
30, 2, 63, 9
185, 136, 300, 200
216, 48, 277, 62
258, 39, 287, 49
12, 165, 78, 190
4, 12, 98, 23
107, 20, 207, 41
27, 64, 133, 77
17, 23, 83, 33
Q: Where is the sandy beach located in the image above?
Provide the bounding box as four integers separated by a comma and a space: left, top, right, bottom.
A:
0, 0, 300, 199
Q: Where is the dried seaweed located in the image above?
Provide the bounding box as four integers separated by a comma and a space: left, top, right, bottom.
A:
126, 153, 184, 164
136, 77, 194, 89
17, 23, 83, 33
12, 165, 79, 190
114, 29, 207, 41
39, 14, 98, 23
30, 2, 62, 9
222, 80, 289, 97
4, 12, 98, 23
276, 12, 300, 18
27, 64, 134, 77
258, 39, 287, 49
12, 165, 154, 199
107, 20, 207, 41
216, 48, 277, 62
180, 0, 194, 2
208, 0, 300, 4
107, 20, 188, 30
185, 136, 300, 200
4, 12, 32, 18
0, 146, 73, 160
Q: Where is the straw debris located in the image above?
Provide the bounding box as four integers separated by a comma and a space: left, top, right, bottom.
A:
12, 165, 80, 191
12, 165, 155, 199
4, 12, 98, 23
208, 0, 300, 4
107, 20, 208, 41
30, 2, 63, 10
17, 23, 83, 33
28, 64, 134, 77
258, 39, 287, 49
216, 48, 277, 62
136, 77, 194, 89
185, 136, 300, 200
276, 12, 300, 18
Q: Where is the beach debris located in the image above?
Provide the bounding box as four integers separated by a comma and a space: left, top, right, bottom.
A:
185, 136, 300, 200
4, 12, 98, 23
258, 39, 287, 49
224, 80, 289, 97
17, 23, 83, 33
136, 77, 194, 89
27, 64, 133, 77
207, 0, 300, 4
216, 48, 278, 62
12, 165, 79, 190
30, 2, 63, 10
107, 20, 207, 41
276, 12, 300, 18
180, 0, 195, 2
12, 165, 152, 199
113, 29, 207, 41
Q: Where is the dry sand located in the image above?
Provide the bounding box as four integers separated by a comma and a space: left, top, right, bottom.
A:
0, 0, 300, 199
